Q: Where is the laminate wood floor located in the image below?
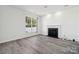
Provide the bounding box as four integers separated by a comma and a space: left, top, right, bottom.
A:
0, 35, 79, 54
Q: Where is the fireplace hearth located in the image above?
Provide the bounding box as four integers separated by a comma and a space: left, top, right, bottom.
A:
48, 28, 58, 38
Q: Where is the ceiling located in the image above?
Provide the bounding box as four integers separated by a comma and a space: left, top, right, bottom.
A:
12, 5, 78, 16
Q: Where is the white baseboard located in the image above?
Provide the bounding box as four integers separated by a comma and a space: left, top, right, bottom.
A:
0, 33, 39, 44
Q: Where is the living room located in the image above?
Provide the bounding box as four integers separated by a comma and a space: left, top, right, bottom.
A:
0, 5, 79, 54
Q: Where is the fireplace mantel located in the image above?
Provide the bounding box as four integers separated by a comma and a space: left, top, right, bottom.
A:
47, 25, 61, 38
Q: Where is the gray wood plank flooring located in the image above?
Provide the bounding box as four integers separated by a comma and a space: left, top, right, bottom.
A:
0, 35, 79, 54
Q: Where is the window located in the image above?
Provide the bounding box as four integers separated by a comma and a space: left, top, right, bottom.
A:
25, 16, 38, 32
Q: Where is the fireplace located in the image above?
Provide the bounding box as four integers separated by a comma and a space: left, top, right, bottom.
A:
48, 28, 58, 38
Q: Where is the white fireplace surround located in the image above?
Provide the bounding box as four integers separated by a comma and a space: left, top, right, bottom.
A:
47, 25, 61, 38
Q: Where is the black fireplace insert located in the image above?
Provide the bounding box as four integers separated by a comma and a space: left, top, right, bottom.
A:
48, 28, 58, 38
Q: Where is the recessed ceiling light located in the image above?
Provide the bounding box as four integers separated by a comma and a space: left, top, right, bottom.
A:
55, 11, 62, 16
46, 14, 52, 18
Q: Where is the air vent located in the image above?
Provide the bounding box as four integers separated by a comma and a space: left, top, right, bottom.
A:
44, 5, 48, 8
64, 5, 69, 7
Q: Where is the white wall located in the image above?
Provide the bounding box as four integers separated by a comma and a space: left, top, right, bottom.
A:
41, 7, 79, 41
37, 16, 43, 34
0, 6, 39, 43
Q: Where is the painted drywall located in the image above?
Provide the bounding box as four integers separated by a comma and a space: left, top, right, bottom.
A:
0, 6, 39, 43
41, 7, 79, 41
37, 16, 43, 34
